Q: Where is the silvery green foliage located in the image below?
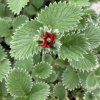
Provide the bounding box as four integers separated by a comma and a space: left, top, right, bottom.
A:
0, 0, 100, 100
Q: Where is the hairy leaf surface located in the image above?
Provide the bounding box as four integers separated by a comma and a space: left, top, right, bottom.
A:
84, 26, 100, 49
59, 33, 89, 61
69, 52, 98, 71
62, 67, 79, 90
7, 0, 29, 14
6, 69, 33, 97
32, 62, 52, 79
38, 2, 82, 32
29, 82, 50, 100
10, 21, 42, 59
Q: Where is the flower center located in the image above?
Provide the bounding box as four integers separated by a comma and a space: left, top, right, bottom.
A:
46, 37, 51, 43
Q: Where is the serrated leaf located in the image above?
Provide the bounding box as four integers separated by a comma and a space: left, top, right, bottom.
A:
23, 4, 37, 16
69, 0, 89, 7
0, 18, 11, 37
14, 58, 33, 72
84, 92, 97, 100
62, 67, 79, 90
78, 71, 89, 88
13, 15, 28, 30
33, 53, 41, 64
29, 82, 50, 100
86, 9, 98, 24
46, 71, 57, 83
38, 2, 82, 32
86, 72, 97, 90
43, 54, 53, 64
32, 62, 52, 79
76, 18, 88, 30
95, 67, 100, 77
84, 26, 100, 49
59, 33, 89, 61
96, 77, 100, 88
31, 0, 44, 9
49, 83, 55, 93
5, 6, 14, 17
54, 83, 66, 99
93, 89, 100, 100
5, 34, 12, 45
0, 59, 10, 82
0, 46, 10, 82
10, 21, 42, 59
7, 0, 29, 14
0, 46, 6, 61
6, 68, 33, 97
53, 59, 68, 69
69, 52, 98, 71
3, 17, 12, 27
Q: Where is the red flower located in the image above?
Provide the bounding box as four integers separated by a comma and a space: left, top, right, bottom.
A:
41, 32, 56, 48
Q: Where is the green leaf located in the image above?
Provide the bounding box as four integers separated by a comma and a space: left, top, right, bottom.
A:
3, 17, 12, 27
94, 69, 100, 88
31, 0, 44, 9
33, 53, 41, 64
69, 0, 90, 7
83, 92, 97, 100
53, 59, 68, 69
7, 0, 29, 14
32, 62, 52, 79
96, 77, 100, 89
10, 21, 42, 59
0, 3, 5, 17
86, 72, 97, 90
5, 6, 14, 17
69, 52, 98, 71
0, 46, 6, 61
6, 68, 33, 97
53, 83, 66, 100
0, 96, 12, 100
93, 89, 100, 100
83, 9, 98, 24
0, 46, 10, 82
43, 54, 53, 64
23, 4, 37, 16
84, 26, 100, 49
48, 98, 58, 100
62, 67, 79, 90
59, 33, 89, 61
0, 18, 11, 37
0, 80, 8, 97
13, 15, 28, 30
46, 71, 57, 83
38, 2, 82, 32
13, 97, 27, 100
29, 82, 50, 100
5, 34, 12, 45
0, 59, 10, 82
95, 67, 100, 77
78, 71, 89, 88
14, 58, 33, 72
76, 18, 88, 31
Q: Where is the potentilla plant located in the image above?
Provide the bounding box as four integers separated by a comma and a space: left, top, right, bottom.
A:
0, 0, 100, 100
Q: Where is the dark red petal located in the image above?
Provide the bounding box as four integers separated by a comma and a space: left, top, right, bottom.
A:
41, 32, 56, 48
